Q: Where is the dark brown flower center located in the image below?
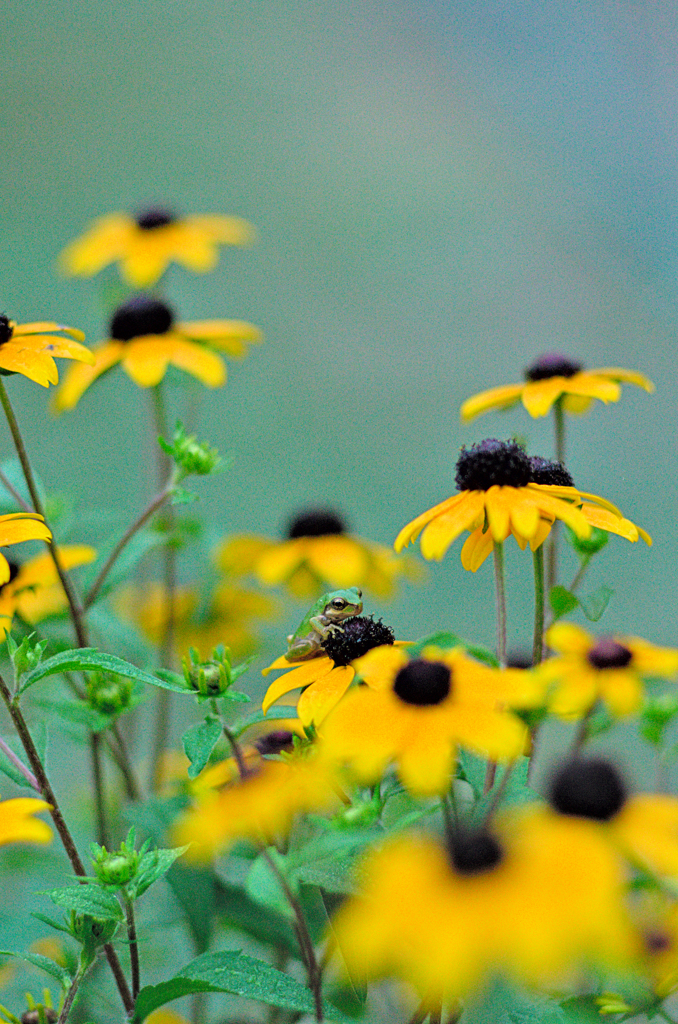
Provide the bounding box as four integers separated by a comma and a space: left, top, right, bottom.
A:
455, 439, 531, 491
110, 296, 174, 341
529, 456, 574, 488
135, 207, 175, 230
253, 730, 296, 756
322, 615, 395, 666
393, 659, 451, 706
449, 830, 504, 875
646, 930, 672, 954
287, 509, 346, 538
587, 638, 633, 669
549, 757, 627, 820
525, 353, 583, 381
0, 315, 14, 346
0, 560, 20, 592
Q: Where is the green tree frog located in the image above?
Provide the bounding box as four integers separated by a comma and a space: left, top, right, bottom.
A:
285, 587, 363, 662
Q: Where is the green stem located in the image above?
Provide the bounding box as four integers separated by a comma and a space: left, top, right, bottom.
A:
148, 383, 177, 791
90, 732, 109, 847
492, 542, 507, 668
546, 399, 566, 592
0, 378, 89, 649
84, 478, 175, 609
0, 673, 133, 1014
56, 958, 91, 1024
532, 546, 545, 666
484, 760, 516, 822
123, 892, 141, 1001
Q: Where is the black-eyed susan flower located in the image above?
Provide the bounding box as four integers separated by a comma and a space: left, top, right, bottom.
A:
0, 797, 51, 846
219, 507, 421, 599
0, 513, 52, 585
263, 615, 397, 726
173, 751, 340, 860
319, 644, 538, 795
548, 757, 678, 881
59, 207, 255, 287
395, 439, 643, 568
116, 579, 275, 660
190, 728, 301, 795
0, 316, 92, 388
0, 546, 96, 641
539, 623, 678, 718
461, 353, 654, 422
53, 296, 262, 411
331, 811, 636, 1002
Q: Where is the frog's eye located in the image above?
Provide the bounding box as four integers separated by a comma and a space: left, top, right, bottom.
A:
331, 598, 347, 609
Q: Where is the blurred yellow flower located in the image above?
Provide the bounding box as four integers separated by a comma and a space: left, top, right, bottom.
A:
332, 811, 636, 1002
319, 645, 535, 795
219, 507, 421, 599
0, 546, 96, 640
59, 207, 255, 287
461, 353, 654, 421
174, 752, 340, 859
0, 316, 92, 388
0, 513, 52, 585
540, 623, 678, 718
117, 579, 275, 660
0, 797, 51, 846
54, 296, 261, 411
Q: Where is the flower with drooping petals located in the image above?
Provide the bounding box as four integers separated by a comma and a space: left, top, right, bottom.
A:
0, 513, 52, 585
0, 545, 96, 640
59, 206, 255, 287
0, 316, 92, 388
54, 296, 261, 411
461, 353, 654, 421
395, 440, 645, 568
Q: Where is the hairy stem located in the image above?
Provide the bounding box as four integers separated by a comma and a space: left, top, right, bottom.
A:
90, 732, 109, 846
0, 733, 40, 791
57, 958, 91, 1024
546, 399, 566, 592
532, 546, 545, 666
123, 892, 141, 1001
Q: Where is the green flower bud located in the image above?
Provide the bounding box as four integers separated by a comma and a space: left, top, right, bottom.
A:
159, 421, 222, 478
86, 673, 133, 715
7, 633, 48, 679
566, 524, 609, 557
71, 912, 119, 951
91, 831, 139, 887
183, 646, 233, 697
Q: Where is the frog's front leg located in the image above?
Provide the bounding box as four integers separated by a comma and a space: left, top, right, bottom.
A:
308, 614, 341, 641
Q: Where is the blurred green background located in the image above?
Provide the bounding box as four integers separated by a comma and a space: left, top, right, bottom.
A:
1, 0, 675, 654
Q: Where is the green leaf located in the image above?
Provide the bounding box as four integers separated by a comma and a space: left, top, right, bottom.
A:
579, 585, 614, 623
44, 885, 123, 922
152, 669, 192, 694
165, 863, 215, 954
221, 688, 250, 704
293, 858, 356, 895
0, 950, 70, 987
458, 749, 487, 798
182, 717, 223, 779
548, 586, 579, 621
133, 949, 353, 1022
133, 846, 187, 899
34, 698, 112, 734
0, 723, 48, 788
21, 649, 169, 694
233, 708, 300, 738
213, 876, 300, 956
245, 852, 295, 919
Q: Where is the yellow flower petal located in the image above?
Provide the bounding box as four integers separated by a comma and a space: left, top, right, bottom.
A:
419, 492, 484, 560
121, 337, 172, 387
545, 622, 592, 656
563, 374, 620, 404
394, 492, 469, 552
262, 657, 334, 713
178, 320, 263, 357
169, 338, 226, 387
460, 527, 494, 572
596, 367, 655, 392
521, 378, 567, 417
0, 797, 51, 846
459, 383, 524, 422
53, 341, 124, 411
297, 665, 355, 725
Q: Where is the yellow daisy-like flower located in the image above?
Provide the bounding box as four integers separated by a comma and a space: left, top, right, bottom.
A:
0, 545, 96, 640
54, 296, 262, 411
0, 316, 92, 388
116, 579, 275, 660
190, 727, 302, 795
219, 507, 420, 599
263, 616, 398, 726
319, 644, 537, 796
59, 206, 255, 287
0, 797, 51, 846
0, 513, 52, 585
548, 757, 678, 883
461, 353, 654, 421
173, 752, 340, 860
539, 623, 678, 718
332, 811, 636, 1003
395, 440, 648, 568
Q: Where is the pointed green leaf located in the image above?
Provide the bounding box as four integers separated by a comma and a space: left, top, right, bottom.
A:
548, 586, 579, 621
44, 885, 123, 922
182, 717, 223, 779
21, 648, 169, 694
0, 950, 70, 987
132, 846, 187, 899
133, 949, 353, 1022
579, 585, 614, 623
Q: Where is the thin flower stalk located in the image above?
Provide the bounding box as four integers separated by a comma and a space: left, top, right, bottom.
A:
56, 957, 93, 1024
0, 672, 133, 1013
0, 735, 40, 793
546, 398, 566, 591
532, 546, 545, 666
123, 891, 141, 1000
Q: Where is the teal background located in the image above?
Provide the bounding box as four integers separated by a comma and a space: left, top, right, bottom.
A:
0, 1, 675, 700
